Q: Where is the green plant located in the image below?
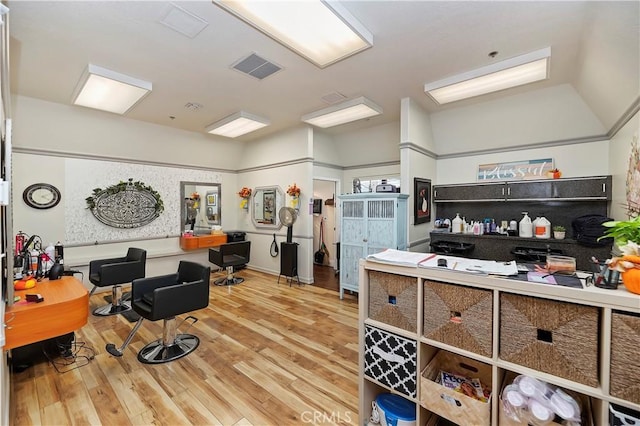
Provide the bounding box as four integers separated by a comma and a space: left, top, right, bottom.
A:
600, 216, 640, 245
553, 225, 565, 232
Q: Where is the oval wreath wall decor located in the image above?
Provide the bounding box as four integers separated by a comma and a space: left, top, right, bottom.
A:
85, 178, 164, 228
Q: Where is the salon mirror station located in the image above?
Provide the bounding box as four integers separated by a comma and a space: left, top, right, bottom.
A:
181, 181, 221, 235
252, 186, 284, 229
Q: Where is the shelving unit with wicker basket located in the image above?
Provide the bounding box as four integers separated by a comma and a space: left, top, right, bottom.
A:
358, 259, 640, 426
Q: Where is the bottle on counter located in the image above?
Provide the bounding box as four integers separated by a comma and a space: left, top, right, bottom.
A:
452, 213, 463, 234
535, 216, 551, 239
54, 241, 64, 265
43, 242, 56, 273
519, 212, 533, 238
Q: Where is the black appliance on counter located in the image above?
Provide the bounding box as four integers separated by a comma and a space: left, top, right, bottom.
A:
511, 246, 564, 263
430, 240, 475, 256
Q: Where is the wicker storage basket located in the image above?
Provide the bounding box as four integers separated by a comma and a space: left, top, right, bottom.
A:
423, 280, 493, 357
420, 351, 492, 426
610, 311, 640, 404
369, 270, 417, 332
499, 293, 599, 387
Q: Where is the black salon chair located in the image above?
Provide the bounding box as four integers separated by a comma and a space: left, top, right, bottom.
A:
105, 261, 211, 364
89, 248, 146, 316
209, 241, 251, 285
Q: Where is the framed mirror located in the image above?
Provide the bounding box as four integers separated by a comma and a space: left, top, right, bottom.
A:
252, 185, 284, 229
180, 181, 221, 235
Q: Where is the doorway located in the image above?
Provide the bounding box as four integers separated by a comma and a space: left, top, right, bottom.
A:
312, 178, 338, 291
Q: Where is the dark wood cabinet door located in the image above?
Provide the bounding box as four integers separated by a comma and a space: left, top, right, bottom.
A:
433, 183, 505, 202
507, 176, 611, 200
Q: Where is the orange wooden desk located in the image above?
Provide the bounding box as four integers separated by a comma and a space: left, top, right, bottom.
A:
3, 276, 89, 350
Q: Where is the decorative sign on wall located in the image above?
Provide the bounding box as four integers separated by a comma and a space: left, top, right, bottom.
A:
477, 158, 554, 182
86, 178, 164, 228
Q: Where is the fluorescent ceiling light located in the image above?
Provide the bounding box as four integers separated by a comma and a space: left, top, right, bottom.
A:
213, 0, 372, 68
72, 64, 152, 114
206, 111, 270, 138
302, 96, 382, 128
424, 47, 551, 105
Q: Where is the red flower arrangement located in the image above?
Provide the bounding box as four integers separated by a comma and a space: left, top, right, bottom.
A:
287, 183, 301, 197
238, 187, 252, 198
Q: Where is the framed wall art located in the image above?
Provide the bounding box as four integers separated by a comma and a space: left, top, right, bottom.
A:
207, 193, 217, 207
414, 178, 431, 224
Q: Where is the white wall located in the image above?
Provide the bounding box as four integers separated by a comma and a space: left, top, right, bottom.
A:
609, 111, 640, 221
236, 127, 315, 282
332, 122, 400, 168
9, 95, 249, 288
400, 98, 437, 252
12, 96, 244, 169
436, 140, 610, 184
575, 2, 640, 129
430, 85, 607, 155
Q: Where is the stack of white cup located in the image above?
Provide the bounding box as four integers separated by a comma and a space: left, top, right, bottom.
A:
500, 375, 582, 425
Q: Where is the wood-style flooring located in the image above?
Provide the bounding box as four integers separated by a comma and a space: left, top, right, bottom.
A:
10, 269, 359, 426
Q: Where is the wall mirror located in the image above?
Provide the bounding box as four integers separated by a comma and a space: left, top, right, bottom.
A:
252, 185, 284, 229
180, 181, 221, 235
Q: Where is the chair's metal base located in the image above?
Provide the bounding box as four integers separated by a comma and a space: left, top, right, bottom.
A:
137, 334, 199, 364
93, 284, 131, 316
214, 276, 244, 286
93, 301, 131, 316
214, 266, 244, 286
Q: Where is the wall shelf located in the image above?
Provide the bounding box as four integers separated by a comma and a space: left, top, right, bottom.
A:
179, 234, 227, 251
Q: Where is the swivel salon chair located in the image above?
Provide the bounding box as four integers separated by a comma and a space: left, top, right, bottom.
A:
209, 240, 251, 285
106, 261, 211, 364
89, 248, 146, 316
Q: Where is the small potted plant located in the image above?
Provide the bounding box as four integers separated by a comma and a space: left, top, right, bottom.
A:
553, 225, 566, 240
601, 216, 640, 294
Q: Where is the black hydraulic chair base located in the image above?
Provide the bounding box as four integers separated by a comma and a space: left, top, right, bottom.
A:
93, 302, 131, 316
137, 334, 200, 364
214, 276, 244, 286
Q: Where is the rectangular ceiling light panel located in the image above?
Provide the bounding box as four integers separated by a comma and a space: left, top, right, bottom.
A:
424, 47, 551, 105
73, 64, 152, 114
302, 96, 382, 128
206, 111, 270, 138
214, 0, 372, 68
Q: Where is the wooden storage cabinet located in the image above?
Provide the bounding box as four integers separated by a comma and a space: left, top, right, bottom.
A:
358, 261, 640, 426
338, 193, 408, 299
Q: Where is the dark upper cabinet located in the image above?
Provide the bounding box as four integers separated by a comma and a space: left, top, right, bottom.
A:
506, 176, 611, 201
433, 182, 505, 202
434, 176, 611, 202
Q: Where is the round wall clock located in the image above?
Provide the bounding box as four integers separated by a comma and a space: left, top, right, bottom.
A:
23, 183, 61, 209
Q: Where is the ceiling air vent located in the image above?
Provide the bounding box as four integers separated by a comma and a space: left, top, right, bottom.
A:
231, 53, 282, 80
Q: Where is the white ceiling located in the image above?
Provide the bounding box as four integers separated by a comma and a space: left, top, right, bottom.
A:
6, 1, 640, 143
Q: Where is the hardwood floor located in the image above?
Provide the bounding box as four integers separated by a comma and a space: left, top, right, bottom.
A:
10, 269, 360, 426
312, 264, 339, 292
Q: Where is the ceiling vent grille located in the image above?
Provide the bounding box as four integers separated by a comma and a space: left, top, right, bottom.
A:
231, 53, 282, 80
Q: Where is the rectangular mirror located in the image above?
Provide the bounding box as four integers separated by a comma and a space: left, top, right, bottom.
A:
181, 181, 221, 235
